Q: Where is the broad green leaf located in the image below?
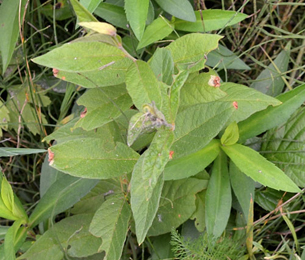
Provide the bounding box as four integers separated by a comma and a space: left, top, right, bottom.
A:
250, 42, 291, 96
164, 139, 220, 180
49, 138, 139, 179
125, 0, 149, 40
0, 148, 46, 157
220, 143, 300, 192
154, 0, 196, 22
28, 175, 97, 227
130, 130, 174, 244
239, 83, 305, 143
207, 44, 250, 70
179, 71, 227, 110
171, 101, 234, 158
32, 41, 127, 72
0, 226, 9, 240
79, 21, 117, 36
71, 178, 122, 214
54, 57, 133, 87
73, 85, 132, 131
126, 60, 162, 110
150, 233, 175, 260
261, 107, 305, 187
0, 0, 26, 73
71, 32, 120, 46
80, 0, 103, 13
70, 0, 98, 22
0, 100, 9, 136
147, 177, 208, 236
4, 220, 23, 260
230, 161, 255, 221
149, 48, 174, 85
174, 10, 248, 32
221, 122, 239, 146
205, 151, 232, 238
219, 82, 281, 123
19, 214, 103, 260
89, 196, 131, 260
94, 2, 128, 29
137, 17, 174, 49
166, 33, 222, 72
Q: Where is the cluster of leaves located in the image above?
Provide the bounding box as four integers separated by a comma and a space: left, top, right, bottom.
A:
1, 0, 305, 260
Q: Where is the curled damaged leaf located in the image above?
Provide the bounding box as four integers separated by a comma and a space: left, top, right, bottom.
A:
208, 75, 221, 87
80, 107, 87, 118
48, 148, 54, 164
79, 22, 117, 36
53, 68, 59, 77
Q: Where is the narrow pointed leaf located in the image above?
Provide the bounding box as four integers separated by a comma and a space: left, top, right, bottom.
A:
124, 0, 149, 40
174, 10, 248, 32
89, 196, 131, 260
130, 130, 174, 244
205, 151, 232, 238
154, 0, 196, 22
164, 139, 220, 180
137, 17, 174, 49
0, 148, 46, 157
239, 83, 305, 143
70, 0, 98, 22
221, 143, 300, 192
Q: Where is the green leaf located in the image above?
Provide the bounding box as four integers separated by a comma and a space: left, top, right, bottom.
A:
0, 100, 10, 136
239, 83, 305, 143
89, 196, 131, 260
70, 0, 98, 22
154, 0, 196, 22
20, 214, 103, 260
166, 33, 222, 72
174, 10, 248, 32
49, 138, 139, 179
206, 44, 250, 70
149, 48, 174, 85
94, 2, 128, 30
191, 190, 207, 232
171, 101, 234, 158
0, 0, 26, 73
220, 143, 300, 192
221, 122, 239, 146
71, 178, 122, 215
124, 0, 149, 40
229, 161, 255, 221
0, 148, 46, 157
255, 188, 287, 211
0, 226, 9, 240
219, 82, 281, 123
164, 139, 220, 180
80, 0, 103, 13
261, 107, 305, 187
137, 17, 174, 49
205, 151, 232, 238
179, 72, 227, 109
130, 130, 174, 244
147, 177, 208, 236
73, 85, 132, 131
150, 233, 175, 259
28, 175, 97, 227
32, 41, 127, 72
1, 177, 14, 214
79, 21, 117, 36
250, 42, 291, 96
126, 60, 162, 110
4, 220, 23, 260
